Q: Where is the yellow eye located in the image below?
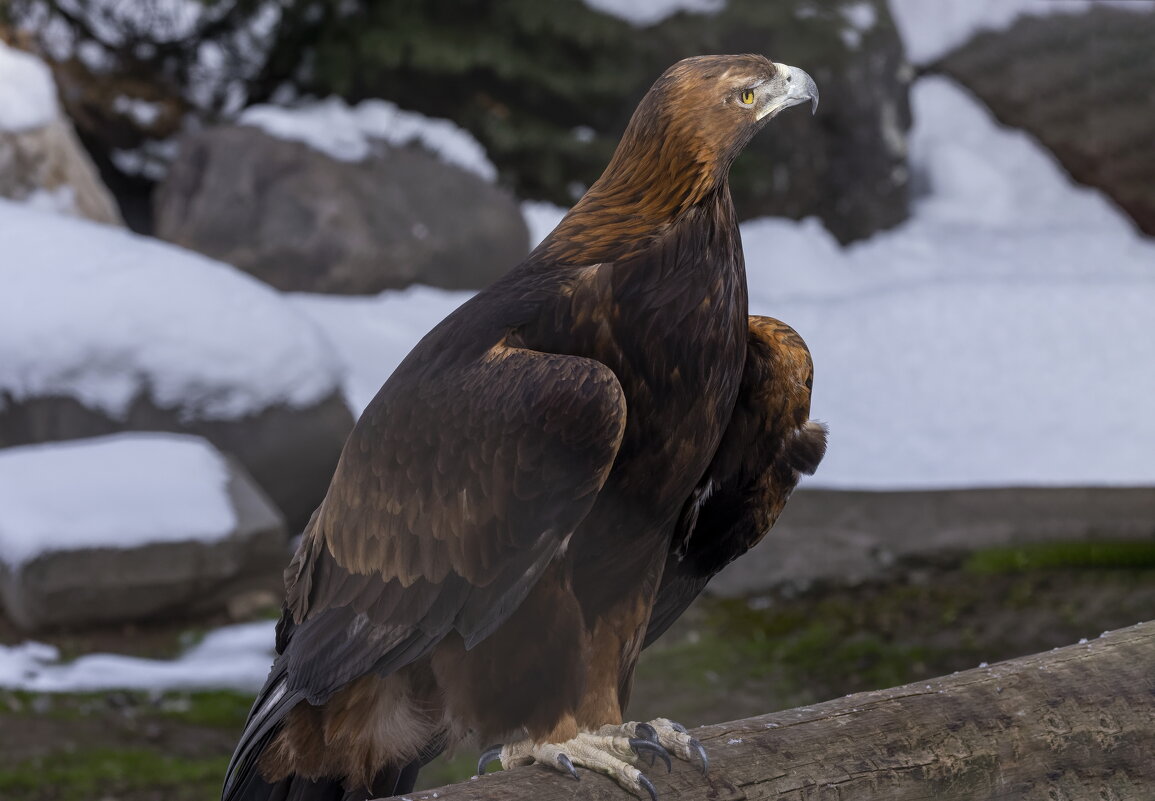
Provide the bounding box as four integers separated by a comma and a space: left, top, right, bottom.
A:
740, 89, 755, 105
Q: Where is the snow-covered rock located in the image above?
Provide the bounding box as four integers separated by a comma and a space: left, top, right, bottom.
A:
155, 123, 529, 294
0, 433, 285, 631
938, 5, 1155, 237
889, 0, 1154, 65
0, 41, 123, 225
0, 199, 354, 530
239, 96, 498, 182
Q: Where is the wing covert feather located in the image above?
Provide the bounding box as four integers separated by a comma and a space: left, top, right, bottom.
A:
280, 344, 627, 703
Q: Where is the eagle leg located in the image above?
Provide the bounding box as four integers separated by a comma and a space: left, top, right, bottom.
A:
477, 731, 669, 800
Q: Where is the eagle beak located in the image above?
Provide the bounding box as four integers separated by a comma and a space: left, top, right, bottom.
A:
756, 63, 819, 121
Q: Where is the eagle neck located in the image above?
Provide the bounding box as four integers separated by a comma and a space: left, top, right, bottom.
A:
533, 107, 735, 266
535, 169, 731, 266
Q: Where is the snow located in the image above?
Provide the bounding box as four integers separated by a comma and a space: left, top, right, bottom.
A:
0, 199, 339, 420
240, 97, 497, 181
0, 434, 235, 568
890, 0, 1155, 64
0, 621, 276, 692
740, 78, 1155, 488
521, 200, 569, 250
839, 1, 878, 49
581, 0, 724, 26
296, 76, 1155, 491
289, 287, 473, 416
0, 40, 58, 132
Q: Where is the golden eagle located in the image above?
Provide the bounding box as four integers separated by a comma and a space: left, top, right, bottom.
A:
224, 54, 825, 801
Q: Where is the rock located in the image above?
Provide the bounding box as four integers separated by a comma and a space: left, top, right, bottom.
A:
154, 125, 530, 293
710, 486, 1155, 597
0, 392, 351, 536
0, 42, 124, 225
938, 6, 1155, 237
0, 435, 287, 631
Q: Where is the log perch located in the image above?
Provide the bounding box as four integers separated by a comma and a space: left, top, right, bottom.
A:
400, 621, 1155, 801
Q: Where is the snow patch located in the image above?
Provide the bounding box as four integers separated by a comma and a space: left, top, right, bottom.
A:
0, 41, 58, 131
581, 0, 724, 26
521, 200, 569, 249
0, 199, 339, 420
0, 621, 276, 692
240, 96, 497, 181
289, 287, 473, 416
840, 1, 878, 48
0, 433, 236, 568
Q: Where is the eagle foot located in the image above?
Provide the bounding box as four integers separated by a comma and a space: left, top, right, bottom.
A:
602, 718, 709, 776
477, 731, 670, 800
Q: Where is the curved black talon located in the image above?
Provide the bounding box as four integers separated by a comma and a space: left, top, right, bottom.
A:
556, 752, 580, 781
638, 772, 659, 801
687, 738, 709, 776
477, 744, 503, 775
629, 738, 672, 774
634, 722, 660, 744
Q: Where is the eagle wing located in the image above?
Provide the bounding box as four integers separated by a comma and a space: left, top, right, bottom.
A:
643, 316, 827, 648
225, 339, 626, 797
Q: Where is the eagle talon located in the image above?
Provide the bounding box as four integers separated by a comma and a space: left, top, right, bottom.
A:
557, 752, 580, 781
477, 744, 503, 775
634, 722, 660, 744
628, 738, 672, 773
688, 738, 709, 775
638, 772, 660, 801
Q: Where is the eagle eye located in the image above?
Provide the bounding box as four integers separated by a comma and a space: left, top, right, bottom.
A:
739, 89, 755, 105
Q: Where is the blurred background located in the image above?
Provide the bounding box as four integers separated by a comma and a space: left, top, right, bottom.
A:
1, 0, 1153, 798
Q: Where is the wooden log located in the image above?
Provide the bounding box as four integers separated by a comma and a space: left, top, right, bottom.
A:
399, 621, 1155, 801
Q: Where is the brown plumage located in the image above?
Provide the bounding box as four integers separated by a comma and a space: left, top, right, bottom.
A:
223, 54, 824, 801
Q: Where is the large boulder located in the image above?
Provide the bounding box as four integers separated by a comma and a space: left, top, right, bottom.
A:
938, 6, 1155, 237
154, 120, 530, 293
0, 199, 354, 533
0, 434, 286, 631
0, 41, 123, 225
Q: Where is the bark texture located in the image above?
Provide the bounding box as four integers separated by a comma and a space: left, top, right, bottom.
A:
402, 621, 1155, 800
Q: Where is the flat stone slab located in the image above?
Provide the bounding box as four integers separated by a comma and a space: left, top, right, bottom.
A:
0, 434, 286, 631
712, 486, 1155, 596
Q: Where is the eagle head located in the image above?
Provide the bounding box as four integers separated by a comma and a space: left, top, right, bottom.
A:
539, 54, 818, 264
632, 54, 819, 175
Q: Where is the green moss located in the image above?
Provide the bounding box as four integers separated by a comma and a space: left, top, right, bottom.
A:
0, 749, 228, 801
965, 541, 1155, 573
0, 688, 252, 730
414, 750, 481, 792
157, 690, 254, 729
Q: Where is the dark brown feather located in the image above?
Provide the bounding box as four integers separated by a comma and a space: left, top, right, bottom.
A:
644, 316, 827, 648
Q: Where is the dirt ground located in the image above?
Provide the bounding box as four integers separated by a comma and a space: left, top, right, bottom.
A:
2, 544, 1153, 800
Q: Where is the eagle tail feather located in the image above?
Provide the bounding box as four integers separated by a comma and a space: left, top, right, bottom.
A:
222, 666, 304, 801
